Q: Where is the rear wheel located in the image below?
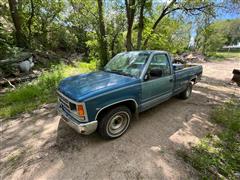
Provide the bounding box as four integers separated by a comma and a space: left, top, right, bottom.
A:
97, 106, 132, 139
178, 82, 192, 99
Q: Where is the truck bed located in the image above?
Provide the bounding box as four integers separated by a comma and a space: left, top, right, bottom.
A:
173, 64, 202, 95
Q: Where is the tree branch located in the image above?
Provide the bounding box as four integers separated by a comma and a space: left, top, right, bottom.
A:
143, 1, 217, 48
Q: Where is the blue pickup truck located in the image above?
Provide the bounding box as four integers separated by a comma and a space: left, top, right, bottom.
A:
57, 51, 202, 139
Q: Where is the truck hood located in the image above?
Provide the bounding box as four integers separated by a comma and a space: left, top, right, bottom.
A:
58, 71, 139, 102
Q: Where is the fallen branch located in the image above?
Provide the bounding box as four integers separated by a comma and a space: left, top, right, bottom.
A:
2, 78, 16, 89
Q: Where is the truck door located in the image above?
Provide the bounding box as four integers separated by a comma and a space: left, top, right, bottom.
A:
141, 53, 174, 110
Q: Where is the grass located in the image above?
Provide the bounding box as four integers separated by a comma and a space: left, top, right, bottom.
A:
179, 99, 240, 179
0, 61, 96, 119
5, 149, 26, 168
208, 52, 240, 61
0, 148, 28, 178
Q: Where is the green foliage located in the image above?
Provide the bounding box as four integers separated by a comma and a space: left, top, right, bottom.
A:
196, 19, 240, 54
143, 16, 191, 54
1, 0, 238, 65
50, 28, 79, 52
1, 0, 197, 62
0, 20, 21, 59
180, 99, 240, 179
0, 61, 96, 118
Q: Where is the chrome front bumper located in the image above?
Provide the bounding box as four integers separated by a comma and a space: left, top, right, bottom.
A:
58, 104, 98, 135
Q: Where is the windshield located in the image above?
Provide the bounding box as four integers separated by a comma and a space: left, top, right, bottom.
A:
104, 52, 150, 78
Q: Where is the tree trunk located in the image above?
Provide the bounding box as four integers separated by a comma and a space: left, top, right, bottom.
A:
97, 0, 109, 68
27, 0, 35, 45
137, 0, 146, 50
8, 0, 27, 48
125, 0, 136, 51
110, 33, 118, 58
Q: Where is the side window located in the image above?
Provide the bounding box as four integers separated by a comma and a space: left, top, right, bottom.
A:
148, 54, 171, 78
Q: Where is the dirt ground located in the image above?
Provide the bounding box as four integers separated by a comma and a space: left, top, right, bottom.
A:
1, 59, 240, 180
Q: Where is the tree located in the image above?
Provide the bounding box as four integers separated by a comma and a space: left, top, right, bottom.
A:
137, 0, 146, 50
125, 0, 136, 51
8, 0, 27, 48
106, 3, 126, 57
144, 16, 191, 53
195, 19, 240, 54
142, 0, 216, 49
1, 0, 238, 64
27, 0, 34, 44
97, 0, 109, 68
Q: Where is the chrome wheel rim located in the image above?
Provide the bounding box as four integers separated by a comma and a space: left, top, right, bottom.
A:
107, 111, 130, 136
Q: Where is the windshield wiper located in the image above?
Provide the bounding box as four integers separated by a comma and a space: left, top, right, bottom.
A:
104, 69, 134, 77
119, 71, 135, 77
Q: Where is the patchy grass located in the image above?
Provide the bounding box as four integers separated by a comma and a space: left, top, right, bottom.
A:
0, 61, 96, 119
179, 99, 240, 179
5, 149, 26, 167
208, 52, 240, 61
0, 148, 26, 177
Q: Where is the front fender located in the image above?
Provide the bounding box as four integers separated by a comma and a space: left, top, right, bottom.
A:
84, 83, 141, 122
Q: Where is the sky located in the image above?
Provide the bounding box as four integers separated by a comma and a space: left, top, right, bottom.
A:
217, 5, 240, 20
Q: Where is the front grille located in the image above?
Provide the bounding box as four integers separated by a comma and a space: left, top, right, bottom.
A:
58, 92, 71, 110
57, 91, 86, 122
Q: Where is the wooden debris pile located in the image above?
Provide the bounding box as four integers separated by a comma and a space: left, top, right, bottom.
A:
173, 52, 207, 64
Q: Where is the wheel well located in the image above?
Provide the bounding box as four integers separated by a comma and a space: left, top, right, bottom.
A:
191, 77, 196, 84
95, 100, 137, 121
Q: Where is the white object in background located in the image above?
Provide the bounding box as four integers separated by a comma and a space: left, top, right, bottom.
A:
19, 56, 34, 73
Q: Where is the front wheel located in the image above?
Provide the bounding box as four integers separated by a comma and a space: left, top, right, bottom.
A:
178, 82, 193, 99
98, 106, 131, 139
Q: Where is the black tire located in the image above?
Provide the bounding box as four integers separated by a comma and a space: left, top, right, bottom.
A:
97, 106, 132, 139
178, 82, 192, 99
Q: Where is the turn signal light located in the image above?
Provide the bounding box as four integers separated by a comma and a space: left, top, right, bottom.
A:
77, 104, 85, 116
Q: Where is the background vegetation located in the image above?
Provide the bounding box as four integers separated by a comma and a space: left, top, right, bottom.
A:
1, 0, 239, 65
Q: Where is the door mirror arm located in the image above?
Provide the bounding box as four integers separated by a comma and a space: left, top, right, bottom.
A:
144, 74, 149, 81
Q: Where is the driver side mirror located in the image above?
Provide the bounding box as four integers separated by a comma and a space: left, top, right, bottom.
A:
149, 69, 162, 78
